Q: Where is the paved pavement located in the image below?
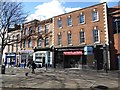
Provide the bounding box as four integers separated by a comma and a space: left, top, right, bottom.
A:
0, 67, 120, 90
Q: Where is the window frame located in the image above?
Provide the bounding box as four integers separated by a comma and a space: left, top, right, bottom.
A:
58, 33, 62, 46
23, 39, 26, 48
29, 26, 32, 35
37, 38, 42, 47
45, 24, 49, 34
79, 13, 85, 24
25, 27, 28, 35
38, 25, 42, 33
45, 37, 49, 46
67, 16, 72, 26
92, 9, 99, 21
79, 30, 85, 44
67, 32, 72, 45
28, 38, 32, 48
58, 19, 62, 28
92, 28, 100, 43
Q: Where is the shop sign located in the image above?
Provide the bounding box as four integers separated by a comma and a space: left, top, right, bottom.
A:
6, 53, 16, 57
20, 50, 33, 53
84, 46, 93, 55
64, 51, 82, 55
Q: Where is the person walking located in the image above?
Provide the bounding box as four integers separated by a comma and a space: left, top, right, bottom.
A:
45, 63, 48, 71
104, 63, 108, 73
31, 61, 37, 74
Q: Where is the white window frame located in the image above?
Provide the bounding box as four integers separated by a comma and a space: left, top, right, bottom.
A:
67, 31, 72, 45
37, 38, 42, 47
92, 27, 100, 43
45, 37, 49, 46
92, 9, 99, 22
45, 24, 49, 34
38, 25, 42, 33
67, 16, 72, 26
58, 18, 62, 28
79, 12, 85, 24
25, 27, 28, 35
79, 30, 85, 44
58, 33, 62, 46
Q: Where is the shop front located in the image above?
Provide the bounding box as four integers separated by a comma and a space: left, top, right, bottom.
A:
54, 45, 105, 70
34, 47, 53, 68
54, 46, 85, 68
20, 50, 33, 67
5, 53, 16, 66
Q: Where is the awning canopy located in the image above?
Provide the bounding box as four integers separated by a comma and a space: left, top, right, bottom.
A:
64, 51, 82, 55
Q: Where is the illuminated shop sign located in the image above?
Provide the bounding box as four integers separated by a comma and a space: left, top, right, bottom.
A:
64, 51, 82, 55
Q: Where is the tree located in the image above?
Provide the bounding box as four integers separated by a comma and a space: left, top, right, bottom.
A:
0, 0, 28, 65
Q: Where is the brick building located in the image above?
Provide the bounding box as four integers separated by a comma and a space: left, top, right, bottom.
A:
5, 2, 119, 70
53, 2, 111, 69
108, 4, 120, 70
21, 19, 53, 67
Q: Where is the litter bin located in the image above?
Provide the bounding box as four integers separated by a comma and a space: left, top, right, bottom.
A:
1, 64, 5, 74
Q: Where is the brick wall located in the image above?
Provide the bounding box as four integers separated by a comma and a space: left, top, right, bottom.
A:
54, 3, 106, 47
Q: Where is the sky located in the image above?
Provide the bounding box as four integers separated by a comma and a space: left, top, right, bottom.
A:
0, 0, 119, 45
21, 0, 120, 22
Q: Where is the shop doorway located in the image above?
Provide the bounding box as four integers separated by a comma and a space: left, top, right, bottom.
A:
64, 55, 81, 68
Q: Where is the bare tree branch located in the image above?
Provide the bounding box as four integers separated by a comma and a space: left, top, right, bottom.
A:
0, 0, 28, 65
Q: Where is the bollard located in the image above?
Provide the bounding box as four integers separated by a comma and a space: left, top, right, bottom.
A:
1, 64, 5, 74
25, 72, 28, 76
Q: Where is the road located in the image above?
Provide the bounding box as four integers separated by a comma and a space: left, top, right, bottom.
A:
0, 67, 119, 90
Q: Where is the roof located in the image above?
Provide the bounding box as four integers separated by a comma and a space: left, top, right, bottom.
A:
24, 19, 40, 24
8, 24, 21, 33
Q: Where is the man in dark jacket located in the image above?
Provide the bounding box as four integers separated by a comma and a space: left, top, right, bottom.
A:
31, 61, 36, 73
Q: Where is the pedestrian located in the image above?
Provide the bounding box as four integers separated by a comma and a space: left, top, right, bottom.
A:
104, 63, 108, 73
31, 61, 37, 73
27, 61, 31, 68
45, 63, 48, 71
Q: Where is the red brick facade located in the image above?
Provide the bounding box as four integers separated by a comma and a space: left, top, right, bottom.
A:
3, 2, 120, 70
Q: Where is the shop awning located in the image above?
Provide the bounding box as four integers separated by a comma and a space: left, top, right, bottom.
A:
64, 51, 82, 55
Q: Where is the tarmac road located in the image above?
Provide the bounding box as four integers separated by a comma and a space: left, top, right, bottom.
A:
0, 67, 119, 90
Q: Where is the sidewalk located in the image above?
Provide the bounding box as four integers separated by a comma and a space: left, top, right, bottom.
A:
1, 67, 120, 90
